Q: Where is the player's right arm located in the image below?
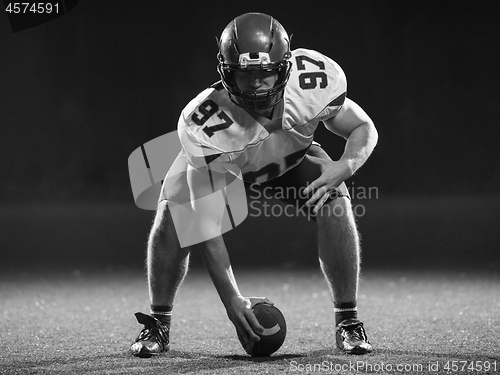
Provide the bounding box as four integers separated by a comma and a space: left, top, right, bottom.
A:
186, 164, 268, 351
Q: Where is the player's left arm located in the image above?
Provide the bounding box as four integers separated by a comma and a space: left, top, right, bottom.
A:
304, 98, 378, 212
324, 97, 378, 174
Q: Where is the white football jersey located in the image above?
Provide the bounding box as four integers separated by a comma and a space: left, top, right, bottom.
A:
178, 48, 347, 183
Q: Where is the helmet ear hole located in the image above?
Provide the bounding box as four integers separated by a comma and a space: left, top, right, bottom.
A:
217, 12, 292, 110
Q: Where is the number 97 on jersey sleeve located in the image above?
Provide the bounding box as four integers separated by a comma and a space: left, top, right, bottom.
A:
191, 99, 234, 137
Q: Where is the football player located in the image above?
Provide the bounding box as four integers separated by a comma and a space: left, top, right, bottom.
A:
130, 12, 378, 357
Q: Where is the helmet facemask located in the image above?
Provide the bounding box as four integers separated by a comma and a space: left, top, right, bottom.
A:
218, 53, 291, 111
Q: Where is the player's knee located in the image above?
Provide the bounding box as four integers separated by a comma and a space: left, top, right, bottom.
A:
149, 200, 186, 249
151, 200, 173, 236
316, 196, 355, 227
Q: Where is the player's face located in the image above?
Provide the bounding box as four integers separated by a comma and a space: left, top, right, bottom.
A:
233, 69, 278, 92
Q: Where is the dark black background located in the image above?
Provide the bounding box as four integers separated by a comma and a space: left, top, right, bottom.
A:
1, 1, 499, 271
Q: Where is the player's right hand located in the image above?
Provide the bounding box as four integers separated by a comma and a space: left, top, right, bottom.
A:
225, 296, 273, 353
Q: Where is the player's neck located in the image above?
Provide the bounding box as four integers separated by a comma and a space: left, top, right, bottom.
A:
251, 108, 273, 119
246, 100, 284, 133
247, 100, 283, 120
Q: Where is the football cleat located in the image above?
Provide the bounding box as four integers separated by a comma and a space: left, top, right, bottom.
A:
335, 318, 373, 354
130, 312, 170, 358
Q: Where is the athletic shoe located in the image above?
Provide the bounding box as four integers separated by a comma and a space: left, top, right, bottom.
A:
130, 312, 170, 357
335, 318, 373, 354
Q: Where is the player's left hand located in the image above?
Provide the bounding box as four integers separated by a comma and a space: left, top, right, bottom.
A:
302, 155, 352, 214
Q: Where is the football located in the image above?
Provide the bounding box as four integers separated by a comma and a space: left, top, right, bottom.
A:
249, 303, 287, 357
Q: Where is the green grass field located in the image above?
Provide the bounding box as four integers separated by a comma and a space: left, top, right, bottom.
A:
1, 267, 499, 374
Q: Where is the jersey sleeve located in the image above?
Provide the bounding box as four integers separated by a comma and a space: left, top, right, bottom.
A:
177, 88, 233, 174
317, 57, 347, 121
286, 49, 348, 126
